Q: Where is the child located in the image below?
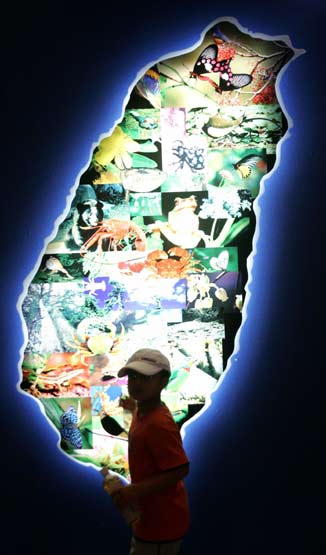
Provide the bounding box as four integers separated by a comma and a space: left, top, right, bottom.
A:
110, 348, 190, 555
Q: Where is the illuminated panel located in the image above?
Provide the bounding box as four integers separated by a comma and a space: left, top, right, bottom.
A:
18, 18, 301, 478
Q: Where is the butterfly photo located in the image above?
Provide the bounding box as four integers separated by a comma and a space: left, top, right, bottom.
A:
233, 154, 267, 179
207, 148, 268, 198
190, 39, 252, 93
60, 405, 83, 449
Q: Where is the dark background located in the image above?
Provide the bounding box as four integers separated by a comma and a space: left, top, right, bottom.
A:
1, 2, 324, 554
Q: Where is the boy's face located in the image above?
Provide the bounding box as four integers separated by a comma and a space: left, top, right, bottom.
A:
127, 369, 168, 403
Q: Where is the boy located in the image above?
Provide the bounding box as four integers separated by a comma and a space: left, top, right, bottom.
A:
109, 348, 190, 554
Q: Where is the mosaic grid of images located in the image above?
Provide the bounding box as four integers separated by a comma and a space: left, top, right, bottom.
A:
20, 21, 294, 477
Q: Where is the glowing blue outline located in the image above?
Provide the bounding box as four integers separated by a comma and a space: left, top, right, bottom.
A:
15, 16, 305, 473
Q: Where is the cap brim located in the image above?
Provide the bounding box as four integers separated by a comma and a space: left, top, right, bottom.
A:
118, 360, 164, 377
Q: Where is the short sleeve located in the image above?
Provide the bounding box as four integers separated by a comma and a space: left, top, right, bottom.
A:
146, 411, 189, 472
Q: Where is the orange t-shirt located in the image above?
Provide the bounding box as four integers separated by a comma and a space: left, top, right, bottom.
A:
128, 403, 190, 542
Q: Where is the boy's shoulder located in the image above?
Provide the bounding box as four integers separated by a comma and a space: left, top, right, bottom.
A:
147, 404, 177, 429
151, 403, 172, 418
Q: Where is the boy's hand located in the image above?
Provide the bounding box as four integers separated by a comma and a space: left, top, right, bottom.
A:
111, 484, 140, 509
119, 395, 137, 412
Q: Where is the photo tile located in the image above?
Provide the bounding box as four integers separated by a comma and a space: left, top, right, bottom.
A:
21, 352, 91, 398
129, 192, 162, 217
207, 147, 267, 199
120, 108, 161, 140
41, 397, 93, 450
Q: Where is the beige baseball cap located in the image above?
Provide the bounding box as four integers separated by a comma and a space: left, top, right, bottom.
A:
118, 348, 171, 377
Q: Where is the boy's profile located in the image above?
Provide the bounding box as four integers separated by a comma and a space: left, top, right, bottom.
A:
103, 348, 190, 555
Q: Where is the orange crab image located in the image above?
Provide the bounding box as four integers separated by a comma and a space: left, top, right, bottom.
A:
145, 247, 203, 278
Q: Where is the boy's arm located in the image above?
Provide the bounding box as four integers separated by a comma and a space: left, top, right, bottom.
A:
119, 395, 137, 412
112, 463, 189, 508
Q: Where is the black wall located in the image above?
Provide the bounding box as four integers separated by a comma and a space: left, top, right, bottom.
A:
1, 3, 324, 554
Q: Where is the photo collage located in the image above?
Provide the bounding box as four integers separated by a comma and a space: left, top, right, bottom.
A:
20, 20, 295, 477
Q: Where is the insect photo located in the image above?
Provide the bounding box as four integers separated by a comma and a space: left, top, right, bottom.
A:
60, 404, 83, 449
172, 140, 205, 172
190, 28, 252, 93
233, 154, 267, 178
